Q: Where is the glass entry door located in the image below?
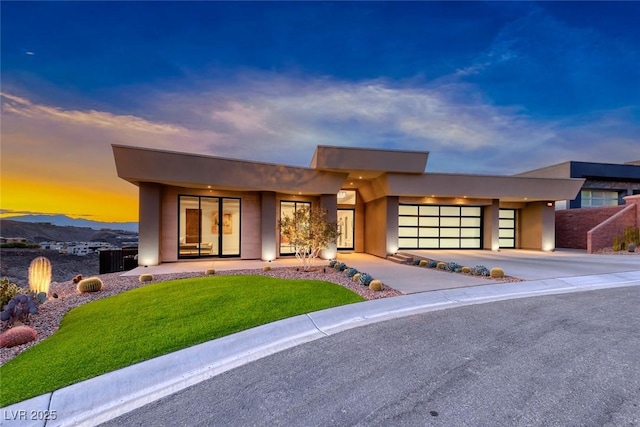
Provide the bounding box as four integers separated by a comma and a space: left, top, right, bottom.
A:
337, 209, 355, 250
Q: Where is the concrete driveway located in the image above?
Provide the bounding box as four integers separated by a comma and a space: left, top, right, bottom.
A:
403, 249, 639, 281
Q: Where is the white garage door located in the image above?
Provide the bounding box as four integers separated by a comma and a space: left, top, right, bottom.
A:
398, 205, 482, 249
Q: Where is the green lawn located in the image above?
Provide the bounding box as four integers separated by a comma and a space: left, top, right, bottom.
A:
0, 275, 364, 406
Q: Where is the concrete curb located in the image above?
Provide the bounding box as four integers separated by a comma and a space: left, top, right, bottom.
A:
2, 271, 639, 426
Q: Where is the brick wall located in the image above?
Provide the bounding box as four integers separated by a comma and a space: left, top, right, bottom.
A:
555, 206, 625, 249
588, 204, 638, 253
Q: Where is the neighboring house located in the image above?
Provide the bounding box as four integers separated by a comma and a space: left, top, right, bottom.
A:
516, 161, 640, 209
112, 145, 584, 266
516, 161, 640, 252
0, 237, 27, 244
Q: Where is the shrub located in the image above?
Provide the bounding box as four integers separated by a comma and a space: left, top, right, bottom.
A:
472, 266, 490, 277
461, 266, 472, 274
28, 256, 51, 295
369, 280, 384, 291
419, 260, 428, 267
328, 260, 338, 268
0, 325, 37, 348
358, 273, 373, 286
77, 277, 103, 293
413, 259, 421, 266
445, 262, 462, 273
263, 265, 271, 272
629, 243, 637, 253
345, 268, 358, 278
428, 260, 438, 268
0, 294, 39, 326
139, 274, 154, 283
337, 263, 347, 272
490, 267, 505, 278
352, 273, 361, 282
0, 278, 25, 309
436, 262, 446, 270
205, 269, 216, 275
71, 274, 83, 284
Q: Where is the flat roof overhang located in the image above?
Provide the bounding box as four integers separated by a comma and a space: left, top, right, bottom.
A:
377, 173, 586, 202
113, 145, 348, 194
310, 145, 429, 180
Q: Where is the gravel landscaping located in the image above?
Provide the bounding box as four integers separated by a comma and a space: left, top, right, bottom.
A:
0, 267, 401, 366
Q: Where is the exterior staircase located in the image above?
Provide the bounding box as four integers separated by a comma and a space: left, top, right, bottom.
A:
386, 252, 414, 265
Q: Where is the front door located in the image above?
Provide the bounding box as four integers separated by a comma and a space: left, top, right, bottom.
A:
337, 209, 355, 250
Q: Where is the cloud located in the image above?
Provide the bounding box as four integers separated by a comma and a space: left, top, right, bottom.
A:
2, 70, 639, 183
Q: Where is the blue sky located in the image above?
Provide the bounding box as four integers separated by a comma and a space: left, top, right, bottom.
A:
1, 1, 639, 220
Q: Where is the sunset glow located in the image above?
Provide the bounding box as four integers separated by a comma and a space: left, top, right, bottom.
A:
1, 2, 638, 223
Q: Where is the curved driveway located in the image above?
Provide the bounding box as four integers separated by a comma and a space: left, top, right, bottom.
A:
103, 286, 640, 427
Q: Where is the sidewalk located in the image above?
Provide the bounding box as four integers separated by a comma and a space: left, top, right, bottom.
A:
3, 268, 639, 427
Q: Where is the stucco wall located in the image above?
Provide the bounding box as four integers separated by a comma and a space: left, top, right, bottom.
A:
556, 205, 626, 249
364, 197, 388, 258
519, 202, 555, 250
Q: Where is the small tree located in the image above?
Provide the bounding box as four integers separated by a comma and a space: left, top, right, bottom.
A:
279, 205, 340, 271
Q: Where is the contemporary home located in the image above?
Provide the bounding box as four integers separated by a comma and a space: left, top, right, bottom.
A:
516, 161, 640, 209
112, 145, 584, 266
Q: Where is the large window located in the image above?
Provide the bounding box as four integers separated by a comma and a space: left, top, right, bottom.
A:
398, 205, 482, 249
178, 196, 240, 258
499, 209, 516, 249
580, 190, 619, 207
280, 201, 311, 255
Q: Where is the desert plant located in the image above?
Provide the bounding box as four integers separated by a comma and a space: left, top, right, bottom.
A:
613, 234, 623, 252
139, 274, 154, 283
461, 266, 472, 274
490, 267, 505, 278
1, 278, 25, 309
328, 260, 338, 268
28, 256, 51, 295
472, 265, 490, 277
345, 267, 358, 278
279, 206, 340, 271
0, 325, 37, 348
334, 262, 346, 272
428, 260, 438, 268
263, 265, 271, 272
352, 273, 361, 282
369, 280, 384, 291
77, 277, 103, 293
1, 294, 39, 326
358, 273, 373, 286
445, 262, 462, 272
72, 274, 83, 284
624, 226, 640, 246
436, 261, 446, 270
205, 269, 216, 275
419, 259, 428, 267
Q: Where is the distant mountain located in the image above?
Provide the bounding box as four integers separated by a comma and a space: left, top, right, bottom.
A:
3, 215, 138, 232
0, 219, 138, 246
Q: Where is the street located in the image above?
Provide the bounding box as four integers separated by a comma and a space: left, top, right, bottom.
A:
103, 286, 640, 426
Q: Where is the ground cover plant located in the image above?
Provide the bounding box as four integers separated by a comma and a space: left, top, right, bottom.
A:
0, 275, 364, 406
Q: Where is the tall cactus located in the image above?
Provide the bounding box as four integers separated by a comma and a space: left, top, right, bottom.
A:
29, 256, 52, 295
